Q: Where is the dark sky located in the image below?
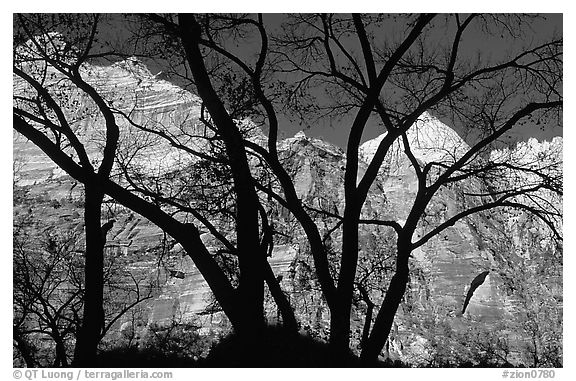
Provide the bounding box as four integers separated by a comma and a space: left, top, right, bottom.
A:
262, 13, 563, 148
55, 13, 564, 148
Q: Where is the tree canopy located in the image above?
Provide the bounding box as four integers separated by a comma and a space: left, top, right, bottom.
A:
13, 13, 562, 366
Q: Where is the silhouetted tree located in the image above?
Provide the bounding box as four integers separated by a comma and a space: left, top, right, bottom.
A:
13, 220, 83, 366
13, 14, 297, 363
13, 14, 124, 365
13, 190, 155, 367
14, 13, 562, 365
144, 13, 561, 362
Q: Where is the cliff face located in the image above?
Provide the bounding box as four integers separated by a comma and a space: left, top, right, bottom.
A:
357, 117, 562, 364
14, 57, 204, 186
13, 58, 562, 366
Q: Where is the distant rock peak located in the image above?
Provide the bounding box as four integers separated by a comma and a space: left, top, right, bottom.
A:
359, 112, 470, 169
294, 130, 307, 139
110, 56, 155, 80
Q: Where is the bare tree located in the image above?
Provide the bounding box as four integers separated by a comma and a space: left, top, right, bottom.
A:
13, 218, 83, 366
13, 13, 297, 363
13, 14, 125, 364
152, 13, 561, 362
14, 13, 561, 365
13, 189, 155, 367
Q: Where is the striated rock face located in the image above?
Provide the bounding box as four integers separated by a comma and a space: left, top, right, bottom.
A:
14, 57, 205, 186
357, 117, 562, 365
14, 58, 562, 366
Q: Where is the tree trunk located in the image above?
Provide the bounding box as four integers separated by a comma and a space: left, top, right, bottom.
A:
72, 185, 105, 366
178, 14, 267, 336
357, 284, 375, 350
13, 326, 36, 368
360, 244, 410, 364
329, 208, 360, 354
53, 331, 69, 367
360, 271, 408, 363
236, 249, 265, 336
328, 305, 350, 359
361, 302, 374, 350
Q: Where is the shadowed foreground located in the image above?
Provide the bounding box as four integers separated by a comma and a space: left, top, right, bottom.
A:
96, 326, 364, 367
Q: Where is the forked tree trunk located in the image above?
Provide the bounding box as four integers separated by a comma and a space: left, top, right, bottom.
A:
358, 284, 375, 350
360, 246, 410, 363
361, 302, 374, 350
264, 262, 298, 332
